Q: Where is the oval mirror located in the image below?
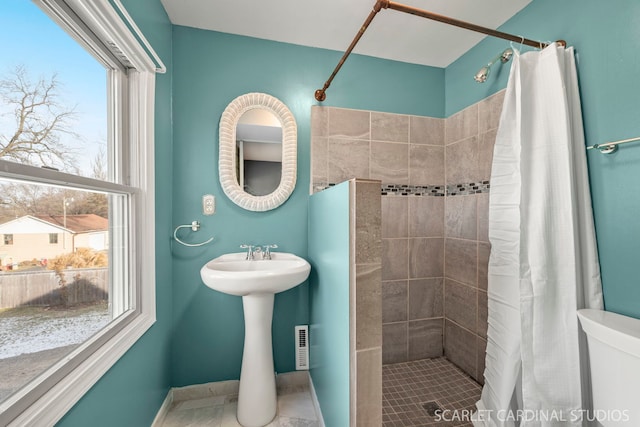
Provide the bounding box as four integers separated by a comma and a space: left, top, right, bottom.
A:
219, 93, 297, 211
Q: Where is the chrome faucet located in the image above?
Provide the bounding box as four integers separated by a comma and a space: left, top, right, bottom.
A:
262, 244, 278, 260
240, 244, 278, 260
240, 244, 255, 260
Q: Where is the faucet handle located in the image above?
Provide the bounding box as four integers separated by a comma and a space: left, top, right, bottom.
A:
240, 244, 254, 260
262, 244, 278, 260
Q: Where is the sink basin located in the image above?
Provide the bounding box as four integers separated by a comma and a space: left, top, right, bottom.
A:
200, 251, 310, 427
200, 252, 310, 296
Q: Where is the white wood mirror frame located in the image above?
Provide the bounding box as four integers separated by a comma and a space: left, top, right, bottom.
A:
219, 93, 297, 211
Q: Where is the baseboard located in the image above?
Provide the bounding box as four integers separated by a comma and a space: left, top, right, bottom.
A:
308, 373, 326, 427
150, 389, 173, 427
171, 379, 239, 402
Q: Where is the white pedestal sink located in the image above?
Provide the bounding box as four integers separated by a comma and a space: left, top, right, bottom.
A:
200, 252, 311, 427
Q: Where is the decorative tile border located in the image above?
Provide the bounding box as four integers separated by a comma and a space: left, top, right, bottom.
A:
313, 181, 490, 197
381, 184, 445, 197
446, 181, 491, 196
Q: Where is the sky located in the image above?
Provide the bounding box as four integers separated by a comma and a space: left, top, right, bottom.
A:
0, 0, 107, 175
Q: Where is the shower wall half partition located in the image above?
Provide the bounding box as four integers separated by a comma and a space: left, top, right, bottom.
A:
308, 179, 383, 426
311, 91, 505, 386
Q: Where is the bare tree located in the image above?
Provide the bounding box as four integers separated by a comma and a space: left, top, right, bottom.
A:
63, 150, 109, 218
90, 146, 108, 181
0, 67, 109, 223
0, 183, 70, 217
0, 65, 78, 169
0, 183, 54, 216
0, 150, 109, 222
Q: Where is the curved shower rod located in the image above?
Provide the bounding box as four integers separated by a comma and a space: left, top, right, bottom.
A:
314, 0, 566, 102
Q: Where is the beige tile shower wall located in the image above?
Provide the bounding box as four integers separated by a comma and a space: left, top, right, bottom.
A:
443, 90, 504, 384
311, 106, 446, 367
350, 179, 382, 427
310, 107, 444, 190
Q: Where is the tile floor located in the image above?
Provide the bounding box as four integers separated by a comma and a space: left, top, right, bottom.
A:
383, 357, 482, 427
160, 373, 321, 427
160, 357, 480, 427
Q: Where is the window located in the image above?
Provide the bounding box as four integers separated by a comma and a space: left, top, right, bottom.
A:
0, 0, 160, 425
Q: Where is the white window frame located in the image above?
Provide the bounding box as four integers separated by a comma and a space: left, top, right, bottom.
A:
0, 1, 158, 425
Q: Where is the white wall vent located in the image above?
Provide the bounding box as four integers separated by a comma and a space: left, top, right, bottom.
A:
295, 325, 309, 370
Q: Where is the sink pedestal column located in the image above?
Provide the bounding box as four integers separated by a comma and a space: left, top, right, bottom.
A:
237, 293, 277, 427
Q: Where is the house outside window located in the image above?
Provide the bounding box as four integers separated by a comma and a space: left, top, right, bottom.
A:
0, 0, 161, 425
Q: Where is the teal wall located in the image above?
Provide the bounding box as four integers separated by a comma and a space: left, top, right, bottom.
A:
445, 0, 640, 318
51, 2, 444, 423
308, 182, 351, 427
54, 0, 640, 424
169, 26, 444, 386
56, 0, 174, 426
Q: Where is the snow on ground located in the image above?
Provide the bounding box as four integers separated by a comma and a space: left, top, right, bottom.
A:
0, 306, 110, 359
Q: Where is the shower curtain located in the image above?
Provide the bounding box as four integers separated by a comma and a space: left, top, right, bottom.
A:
474, 43, 604, 427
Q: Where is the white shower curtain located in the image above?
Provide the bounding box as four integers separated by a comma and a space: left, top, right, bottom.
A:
474, 43, 604, 427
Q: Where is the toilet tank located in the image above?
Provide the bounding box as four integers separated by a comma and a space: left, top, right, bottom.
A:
577, 309, 640, 427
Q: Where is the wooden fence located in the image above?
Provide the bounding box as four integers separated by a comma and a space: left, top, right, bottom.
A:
0, 268, 108, 309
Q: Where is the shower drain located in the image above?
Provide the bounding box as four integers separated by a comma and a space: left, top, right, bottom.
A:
421, 401, 442, 417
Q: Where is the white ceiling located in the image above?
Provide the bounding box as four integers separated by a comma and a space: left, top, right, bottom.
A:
160, 0, 531, 68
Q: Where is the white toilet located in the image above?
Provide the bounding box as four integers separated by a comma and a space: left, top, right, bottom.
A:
577, 309, 640, 426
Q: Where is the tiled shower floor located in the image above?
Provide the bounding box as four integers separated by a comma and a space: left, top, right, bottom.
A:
383, 357, 482, 427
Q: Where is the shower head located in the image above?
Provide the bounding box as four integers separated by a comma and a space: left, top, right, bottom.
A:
474, 48, 514, 83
